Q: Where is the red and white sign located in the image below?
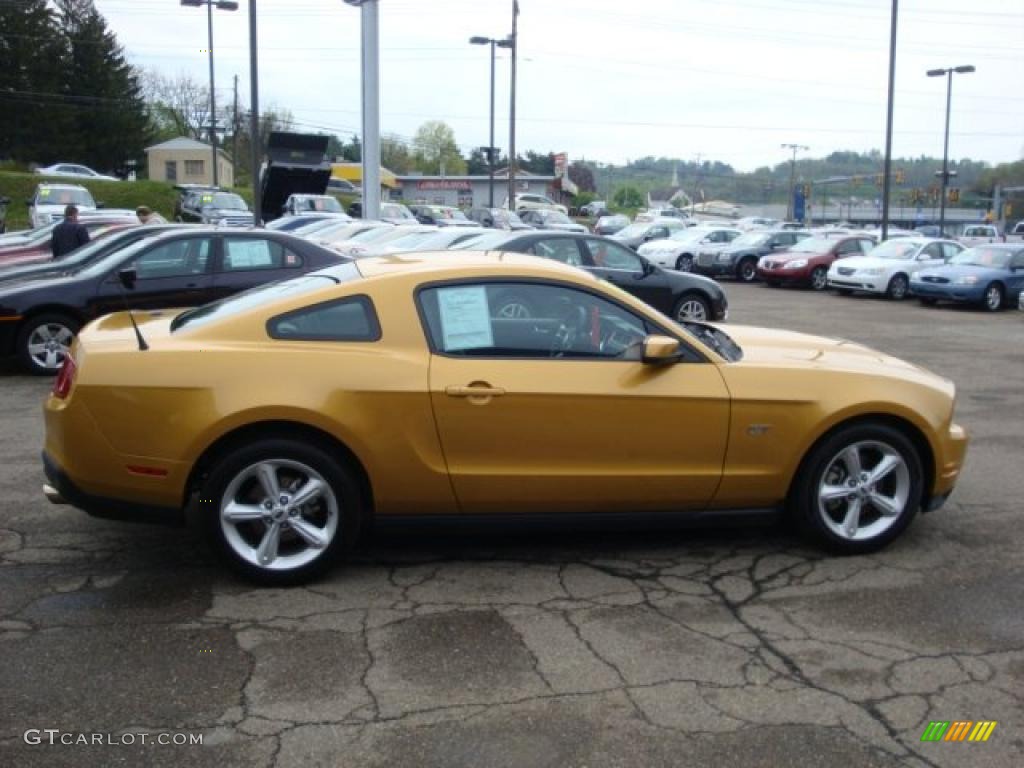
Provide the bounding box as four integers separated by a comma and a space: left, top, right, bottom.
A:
415, 180, 472, 191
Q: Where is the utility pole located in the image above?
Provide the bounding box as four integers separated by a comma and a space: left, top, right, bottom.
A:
507, 0, 519, 211
781, 143, 808, 220
247, 0, 260, 224
231, 74, 239, 175
880, 0, 898, 240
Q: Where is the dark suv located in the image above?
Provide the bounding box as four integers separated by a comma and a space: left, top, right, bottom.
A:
694, 229, 811, 282
177, 190, 253, 227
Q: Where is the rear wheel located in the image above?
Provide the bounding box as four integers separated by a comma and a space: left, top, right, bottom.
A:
886, 273, 909, 300
792, 422, 922, 554
674, 253, 694, 272
17, 313, 79, 376
673, 293, 710, 323
809, 266, 828, 291
982, 283, 1003, 312
201, 438, 361, 585
737, 258, 757, 283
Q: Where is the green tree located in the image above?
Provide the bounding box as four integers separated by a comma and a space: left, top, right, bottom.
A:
380, 136, 414, 174
0, 0, 68, 163
612, 185, 644, 209
412, 120, 466, 175
54, 0, 151, 172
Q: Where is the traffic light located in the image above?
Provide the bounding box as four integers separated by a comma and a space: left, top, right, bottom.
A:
948, 188, 960, 203
895, 169, 905, 184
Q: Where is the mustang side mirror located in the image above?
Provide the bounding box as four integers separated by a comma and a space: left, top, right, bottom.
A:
118, 267, 138, 290
642, 335, 681, 364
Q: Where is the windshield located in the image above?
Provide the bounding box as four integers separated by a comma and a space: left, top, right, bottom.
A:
299, 196, 342, 213
730, 232, 770, 247
870, 240, 920, 260
37, 187, 96, 207
542, 211, 571, 225
172, 263, 362, 332
614, 223, 652, 239
347, 225, 399, 244
381, 204, 415, 220
204, 193, 247, 211
949, 247, 1013, 269
788, 237, 834, 254
74, 236, 156, 279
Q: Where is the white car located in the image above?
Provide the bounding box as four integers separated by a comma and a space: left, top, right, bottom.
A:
27, 183, 98, 228
826, 238, 963, 299
735, 216, 780, 231
958, 224, 1003, 248
637, 226, 741, 271
35, 163, 119, 182
503, 193, 568, 216
609, 218, 687, 250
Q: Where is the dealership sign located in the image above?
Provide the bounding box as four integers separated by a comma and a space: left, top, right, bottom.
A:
415, 180, 472, 191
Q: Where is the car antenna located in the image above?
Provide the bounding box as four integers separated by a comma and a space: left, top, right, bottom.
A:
115, 267, 149, 351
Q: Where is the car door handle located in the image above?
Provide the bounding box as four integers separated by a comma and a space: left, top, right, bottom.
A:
445, 384, 506, 397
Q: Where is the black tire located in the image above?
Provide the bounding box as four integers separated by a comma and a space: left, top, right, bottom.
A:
918, 297, 937, 306
201, 438, 362, 585
791, 422, 923, 555
886, 273, 909, 300
809, 266, 828, 291
16, 313, 80, 376
836, 288, 853, 296
674, 253, 694, 272
672, 293, 710, 323
982, 282, 1003, 312
736, 257, 758, 283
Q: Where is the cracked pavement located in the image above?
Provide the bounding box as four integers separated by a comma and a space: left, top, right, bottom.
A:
1, 284, 1022, 767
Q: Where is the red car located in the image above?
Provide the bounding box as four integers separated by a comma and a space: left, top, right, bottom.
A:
0, 219, 137, 268
757, 235, 875, 290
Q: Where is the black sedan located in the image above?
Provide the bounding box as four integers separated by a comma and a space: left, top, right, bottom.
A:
0, 229, 346, 374
452, 230, 728, 323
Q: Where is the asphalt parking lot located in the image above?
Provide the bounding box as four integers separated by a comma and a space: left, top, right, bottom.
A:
1, 283, 1022, 768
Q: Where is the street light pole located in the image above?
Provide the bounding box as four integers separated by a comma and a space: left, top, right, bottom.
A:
344, 0, 381, 220
781, 143, 808, 220
247, 0, 260, 224
507, 0, 519, 212
927, 65, 974, 237
181, 1, 238, 187
880, 0, 898, 241
470, 36, 512, 208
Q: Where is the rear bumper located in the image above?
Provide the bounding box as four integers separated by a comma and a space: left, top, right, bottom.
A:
42, 451, 184, 526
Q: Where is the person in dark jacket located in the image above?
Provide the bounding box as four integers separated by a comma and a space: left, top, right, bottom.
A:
51, 205, 90, 258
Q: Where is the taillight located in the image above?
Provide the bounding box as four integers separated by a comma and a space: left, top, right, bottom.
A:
52, 356, 77, 399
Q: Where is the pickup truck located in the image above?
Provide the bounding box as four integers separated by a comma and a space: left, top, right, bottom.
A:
958, 223, 1024, 247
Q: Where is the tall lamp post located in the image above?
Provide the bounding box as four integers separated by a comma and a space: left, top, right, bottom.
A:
469, 35, 512, 208
781, 143, 808, 221
344, 0, 381, 220
927, 65, 974, 237
181, 0, 238, 187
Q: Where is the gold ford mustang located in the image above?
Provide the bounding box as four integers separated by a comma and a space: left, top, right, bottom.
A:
42, 253, 967, 584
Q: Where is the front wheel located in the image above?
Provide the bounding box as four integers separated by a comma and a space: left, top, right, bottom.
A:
674, 253, 694, 272
792, 423, 922, 554
982, 283, 1003, 312
201, 438, 361, 585
17, 313, 80, 375
809, 266, 828, 291
737, 258, 757, 283
673, 293, 710, 322
886, 273, 909, 300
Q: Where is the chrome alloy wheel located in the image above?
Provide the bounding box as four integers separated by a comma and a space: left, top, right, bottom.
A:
675, 298, 708, 322
219, 459, 339, 571
984, 284, 1002, 311
27, 322, 74, 370
817, 440, 911, 541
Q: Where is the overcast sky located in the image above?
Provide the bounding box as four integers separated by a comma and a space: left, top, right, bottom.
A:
96, 0, 1024, 172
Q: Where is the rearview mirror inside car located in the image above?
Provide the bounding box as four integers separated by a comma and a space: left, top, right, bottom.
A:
642, 335, 681, 364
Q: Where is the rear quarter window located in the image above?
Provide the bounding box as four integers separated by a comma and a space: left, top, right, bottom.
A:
267, 296, 380, 342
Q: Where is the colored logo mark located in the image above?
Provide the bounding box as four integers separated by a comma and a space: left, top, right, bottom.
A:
920, 721, 997, 742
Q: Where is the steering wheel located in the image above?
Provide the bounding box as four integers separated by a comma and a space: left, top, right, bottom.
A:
550, 305, 588, 356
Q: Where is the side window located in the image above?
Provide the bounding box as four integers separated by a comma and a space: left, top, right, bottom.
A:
941, 243, 962, 261
222, 238, 302, 271
132, 238, 211, 279
858, 239, 875, 254
419, 282, 653, 360
526, 238, 584, 266
921, 243, 944, 260
837, 239, 861, 255
587, 239, 643, 271
721, 230, 739, 243
1009, 253, 1024, 269
268, 296, 380, 342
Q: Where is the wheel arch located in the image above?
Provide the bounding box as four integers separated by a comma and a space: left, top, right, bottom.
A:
786, 412, 936, 510
184, 419, 376, 529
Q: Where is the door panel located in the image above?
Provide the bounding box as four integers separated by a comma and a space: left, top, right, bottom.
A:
421, 281, 730, 514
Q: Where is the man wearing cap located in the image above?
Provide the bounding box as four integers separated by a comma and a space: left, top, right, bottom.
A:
51, 205, 90, 259
136, 205, 167, 225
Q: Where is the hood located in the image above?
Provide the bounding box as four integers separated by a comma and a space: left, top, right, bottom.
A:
723, 325, 947, 387
0, 271, 81, 297
204, 208, 253, 219
0, 264, 68, 285
830, 255, 904, 271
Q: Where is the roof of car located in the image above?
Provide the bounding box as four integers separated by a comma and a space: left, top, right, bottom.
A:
355, 250, 592, 280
